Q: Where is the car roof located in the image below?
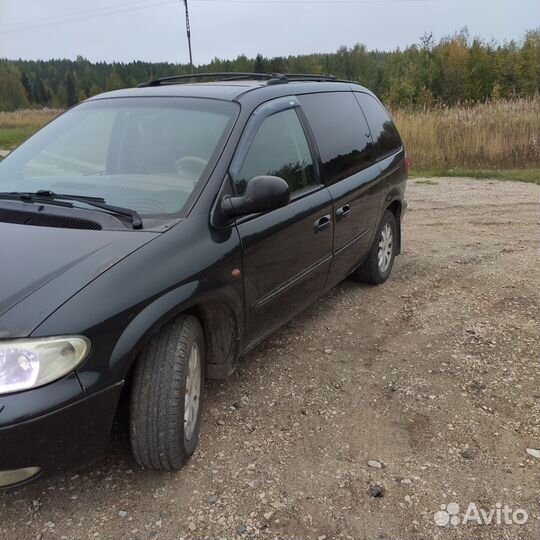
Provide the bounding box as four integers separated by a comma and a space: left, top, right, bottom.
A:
87, 79, 372, 104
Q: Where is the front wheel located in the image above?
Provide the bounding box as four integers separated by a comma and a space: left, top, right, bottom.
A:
352, 210, 397, 285
129, 315, 205, 470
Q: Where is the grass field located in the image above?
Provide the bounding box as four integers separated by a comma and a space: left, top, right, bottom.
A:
392, 97, 540, 180
0, 100, 539, 185
410, 168, 540, 184
0, 109, 60, 150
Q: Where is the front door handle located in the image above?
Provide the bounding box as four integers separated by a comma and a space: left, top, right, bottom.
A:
314, 214, 332, 233
336, 204, 351, 220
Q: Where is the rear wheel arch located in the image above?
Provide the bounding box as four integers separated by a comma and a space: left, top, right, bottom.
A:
352, 209, 398, 285
386, 199, 402, 255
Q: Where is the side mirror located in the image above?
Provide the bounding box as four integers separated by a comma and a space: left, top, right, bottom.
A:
222, 175, 290, 217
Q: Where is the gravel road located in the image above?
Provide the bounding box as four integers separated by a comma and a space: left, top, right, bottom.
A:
1, 177, 539, 540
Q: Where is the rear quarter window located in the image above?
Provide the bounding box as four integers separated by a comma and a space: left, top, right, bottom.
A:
354, 92, 402, 160
298, 92, 373, 185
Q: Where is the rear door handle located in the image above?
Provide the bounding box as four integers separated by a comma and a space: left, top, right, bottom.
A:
336, 204, 351, 220
314, 214, 332, 232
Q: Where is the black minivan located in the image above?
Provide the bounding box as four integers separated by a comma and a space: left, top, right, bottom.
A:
0, 73, 407, 488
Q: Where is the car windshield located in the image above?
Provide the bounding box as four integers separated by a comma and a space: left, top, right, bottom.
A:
0, 97, 238, 217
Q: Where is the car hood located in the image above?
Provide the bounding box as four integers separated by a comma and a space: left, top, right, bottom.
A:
0, 222, 158, 338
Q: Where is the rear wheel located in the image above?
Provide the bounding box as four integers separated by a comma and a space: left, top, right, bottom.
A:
353, 210, 397, 285
129, 315, 205, 470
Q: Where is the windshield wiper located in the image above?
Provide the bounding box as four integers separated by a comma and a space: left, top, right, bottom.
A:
0, 191, 74, 207
0, 190, 143, 229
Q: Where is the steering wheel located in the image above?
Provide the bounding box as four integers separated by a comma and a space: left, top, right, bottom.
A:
174, 156, 208, 180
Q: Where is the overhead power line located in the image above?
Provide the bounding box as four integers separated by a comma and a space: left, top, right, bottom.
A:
0, 0, 178, 34
196, 0, 433, 2
0, 0, 172, 29
0, 0, 435, 34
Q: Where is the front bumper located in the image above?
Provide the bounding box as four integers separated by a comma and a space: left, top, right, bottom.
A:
0, 377, 123, 489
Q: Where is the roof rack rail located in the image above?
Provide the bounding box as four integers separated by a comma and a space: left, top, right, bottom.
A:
137, 72, 287, 87
137, 72, 353, 88
281, 73, 358, 83
285, 73, 338, 81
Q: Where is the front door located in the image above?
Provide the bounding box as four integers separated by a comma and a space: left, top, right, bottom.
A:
230, 99, 333, 350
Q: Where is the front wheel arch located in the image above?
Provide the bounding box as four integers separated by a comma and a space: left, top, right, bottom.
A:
109, 286, 242, 384
129, 314, 205, 470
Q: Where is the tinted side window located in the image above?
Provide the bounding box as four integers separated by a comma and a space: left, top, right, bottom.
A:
355, 93, 402, 160
235, 109, 316, 195
298, 92, 373, 184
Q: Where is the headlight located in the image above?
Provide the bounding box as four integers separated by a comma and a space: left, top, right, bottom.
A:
0, 336, 90, 395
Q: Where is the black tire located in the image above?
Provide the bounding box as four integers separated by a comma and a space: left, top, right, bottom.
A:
130, 315, 205, 470
353, 210, 397, 285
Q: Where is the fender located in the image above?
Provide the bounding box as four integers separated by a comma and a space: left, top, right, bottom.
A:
31, 214, 245, 393
109, 282, 243, 383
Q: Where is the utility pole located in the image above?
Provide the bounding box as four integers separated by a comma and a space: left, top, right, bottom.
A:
182, 0, 194, 72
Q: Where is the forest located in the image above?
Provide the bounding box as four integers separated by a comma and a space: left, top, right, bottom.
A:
0, 28, 538, 112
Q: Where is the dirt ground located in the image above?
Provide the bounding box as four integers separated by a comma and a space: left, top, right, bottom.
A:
1, 177, 539, 540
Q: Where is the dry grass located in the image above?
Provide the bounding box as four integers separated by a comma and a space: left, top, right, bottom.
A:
392, 97, 540, 171
1, 102, 539, 182
0, 109, 61, 129
0, 109, 61, 149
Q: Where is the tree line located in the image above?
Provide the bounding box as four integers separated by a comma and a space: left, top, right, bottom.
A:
0, 28, 538, 112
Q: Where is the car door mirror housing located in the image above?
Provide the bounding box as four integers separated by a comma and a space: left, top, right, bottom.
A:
222, 176, 291, 217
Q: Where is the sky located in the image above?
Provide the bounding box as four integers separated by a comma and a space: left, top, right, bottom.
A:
0, 0, 538, 64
